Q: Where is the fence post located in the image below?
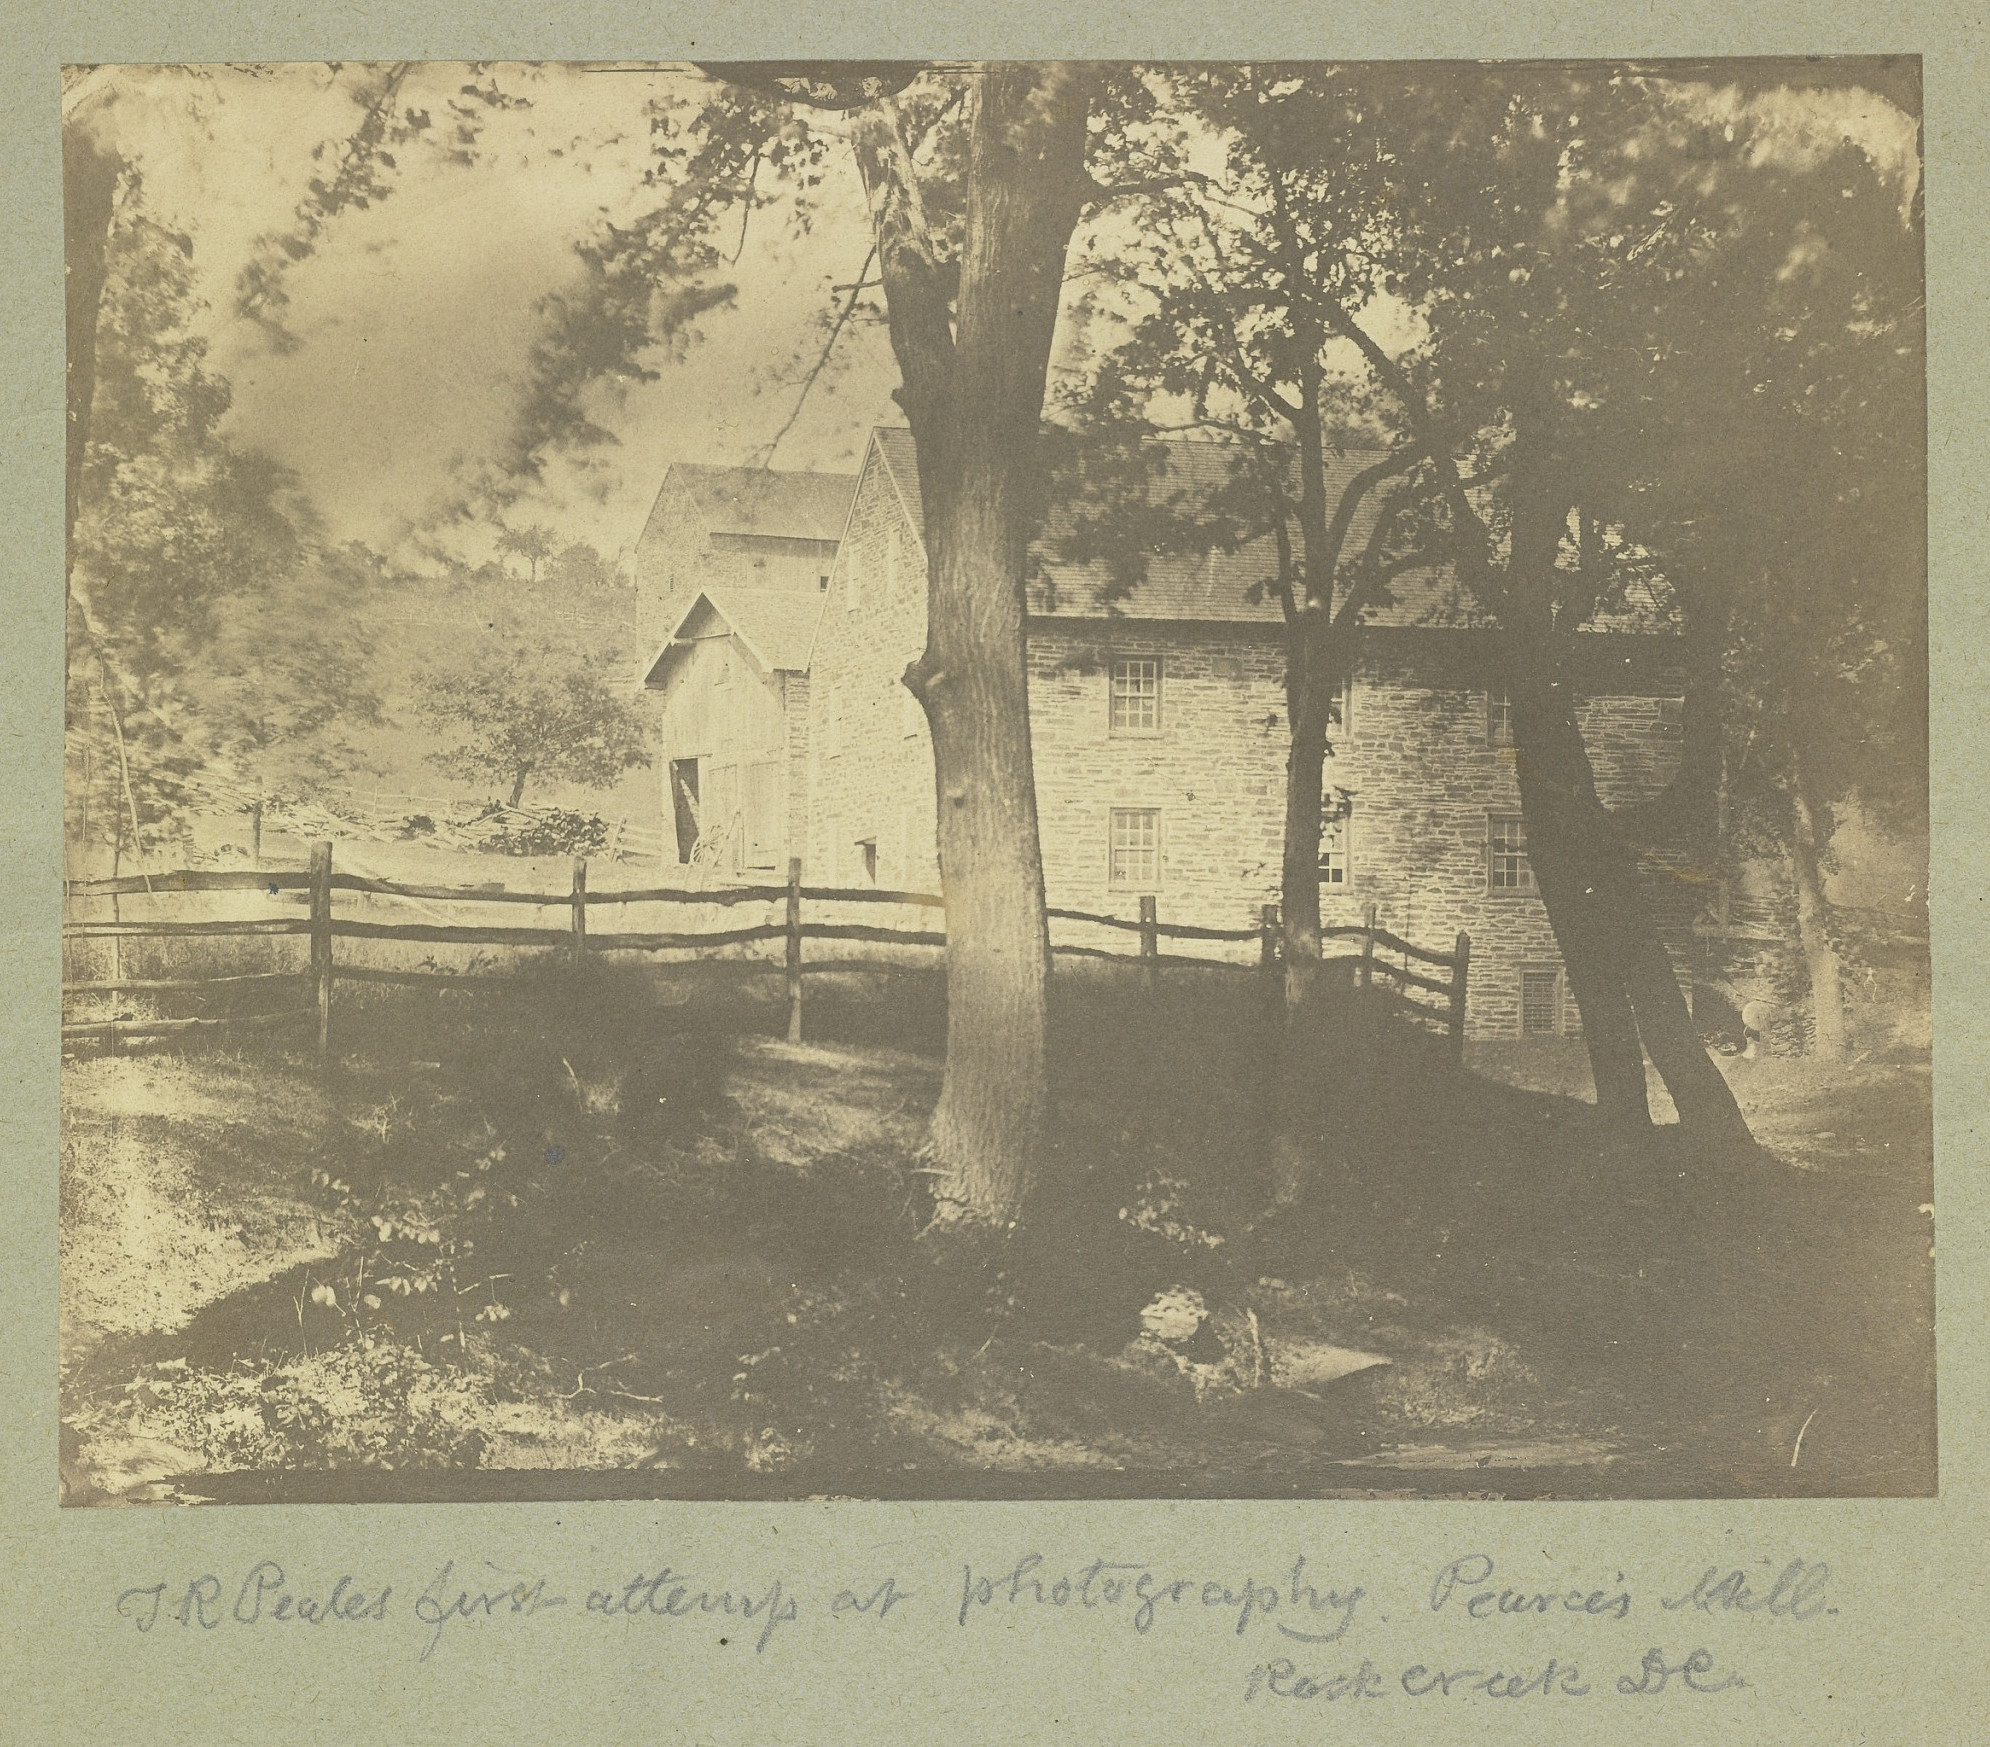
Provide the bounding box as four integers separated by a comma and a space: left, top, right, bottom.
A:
309, 840, 333, 1060
1360, 901, 1377, 992
1449, 930, 1472, 1063
570, 856, 588, 966
785, 856, 804, 1043
1139, 895, 1160, 988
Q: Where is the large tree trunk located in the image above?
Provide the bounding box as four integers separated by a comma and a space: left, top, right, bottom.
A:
1788, 766, 1848, 1060
1278, 652, 1332, 1008
1508, 642, 1656, 1132
1505, 435, 1754, 1151
1504, 449, 1654, 1131
872, 66, 1090, 1226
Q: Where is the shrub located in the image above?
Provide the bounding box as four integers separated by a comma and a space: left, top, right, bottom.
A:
471, 807, 608, 857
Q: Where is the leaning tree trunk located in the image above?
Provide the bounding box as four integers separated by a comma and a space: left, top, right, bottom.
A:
872, 66, 1090, 1226
1788, 765, 1848, 1060
1504, 454, 1654, 1131
1505, 439, 1755, 1151
1509, 646, 1656, 1132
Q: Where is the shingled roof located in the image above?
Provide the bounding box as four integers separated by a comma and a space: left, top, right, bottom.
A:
653, 462, 858, 544
858, 426, 1676, 635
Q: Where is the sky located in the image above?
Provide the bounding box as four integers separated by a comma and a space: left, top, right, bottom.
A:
68, 62, 903, 564
66, 61, 1921, 571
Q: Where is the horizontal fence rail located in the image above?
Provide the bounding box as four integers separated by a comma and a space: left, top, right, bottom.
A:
62, 847, 1470, 1056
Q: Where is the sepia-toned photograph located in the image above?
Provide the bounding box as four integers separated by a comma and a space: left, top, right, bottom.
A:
59, 57, 1930, 1506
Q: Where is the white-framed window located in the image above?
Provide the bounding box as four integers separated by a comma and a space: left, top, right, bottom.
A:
1489, 812, 1536, 894
1329, 673, 1354, 738
1487, 689, 1514, 746
1521, 964, 1582, 1036
1110, 656, 1162, 733
1656, 696, 1684, 738
1319, 797, 1353, 887
1109, 807, 1161, 891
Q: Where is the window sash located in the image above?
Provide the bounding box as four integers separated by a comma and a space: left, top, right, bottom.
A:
1110, 658, 1161, 732
1109, 807, 1161, 889
1489, 814, 1536, 892
1487, 689, 1514, 746
1319, 801, 1353, 885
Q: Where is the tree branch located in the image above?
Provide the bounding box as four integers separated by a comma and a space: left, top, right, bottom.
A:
1082, 169, 1215, 209
756, 242, 880, 466
695, 63, 928, 110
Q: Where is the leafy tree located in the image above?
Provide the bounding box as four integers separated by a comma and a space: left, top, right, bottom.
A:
545, 540, 625, 593
1616, 126, 1925, 1059
1055, 66, 1451, 1010
1058, 64, 1917, 1151
508, 61, 1105, 1225
413, 639, 651, 808
66, 61, 1097, 1226
494, 522, 560, 584
1364, 64, 1920, 1129
65, 178, 374, 874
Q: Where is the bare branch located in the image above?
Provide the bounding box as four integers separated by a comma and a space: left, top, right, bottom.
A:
756, 242, 880, 467
725, 143, 764, 265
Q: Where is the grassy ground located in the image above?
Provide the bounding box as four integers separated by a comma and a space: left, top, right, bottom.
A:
59, 961, 1934, 1503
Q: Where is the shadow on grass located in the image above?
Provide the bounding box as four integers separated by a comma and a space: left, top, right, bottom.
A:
60, 955, 1935, 1502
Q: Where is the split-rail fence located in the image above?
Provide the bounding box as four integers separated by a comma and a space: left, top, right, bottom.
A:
62, 845, 1470, 1057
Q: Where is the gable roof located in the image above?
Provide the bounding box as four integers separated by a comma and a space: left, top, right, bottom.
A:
651, 462, 858, 544
640, 586, 827, 688
852, 425, 1677, 635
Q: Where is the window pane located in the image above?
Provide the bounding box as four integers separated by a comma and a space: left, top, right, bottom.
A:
1488, 690, 1513, 745
1490, 814, 1535, 891
1109, 807, 1160, 889
1319, 801, 1351, 885
1111, 658, 1160, 731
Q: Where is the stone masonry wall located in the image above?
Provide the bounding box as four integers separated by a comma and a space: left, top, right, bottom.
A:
632, 479, 836, 658
802, 443, 1692, 1036
803, 454, 936, 888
